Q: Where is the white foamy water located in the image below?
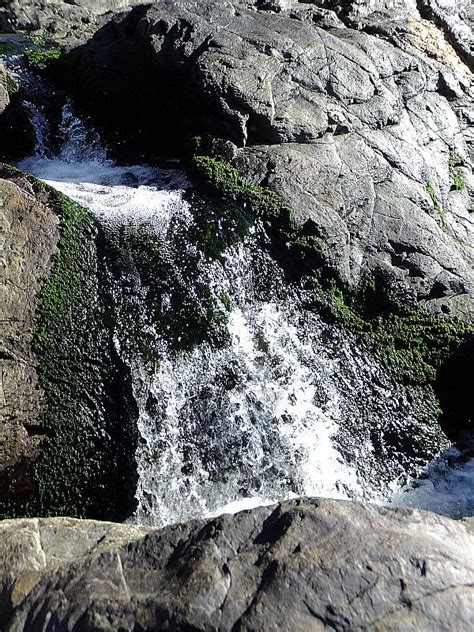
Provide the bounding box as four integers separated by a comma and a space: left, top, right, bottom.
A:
18, 157, 190, 228
130, 297, 372, 526
18, 97, 474, 525
19, 101, 191, 228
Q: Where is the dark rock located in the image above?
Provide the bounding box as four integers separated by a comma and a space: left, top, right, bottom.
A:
0, 62, 36, 161
437, 337, 474, 439
0, 498, 473, 630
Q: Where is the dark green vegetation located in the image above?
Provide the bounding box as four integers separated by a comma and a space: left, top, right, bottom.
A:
0, 186, 138, 521
321, 281, 473, 442
24, 46, 62, 71
105, 218, 234, 359
453, 171, 465, 191
0, 34, 62, 72
190, 155, 293, 227
190, 155, 326, 277
321, 282, 470, 385
449, 150, 466, 192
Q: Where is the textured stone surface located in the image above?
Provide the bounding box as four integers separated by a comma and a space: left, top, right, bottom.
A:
0, 498, 473, 630
0, 0, 143, 41
0, 166, 58, 500
0, 63, 9, 115
59, 0, 474, 319
421, 0, 474, 69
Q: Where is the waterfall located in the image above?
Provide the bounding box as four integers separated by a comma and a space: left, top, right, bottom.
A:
16, 90, 474, 525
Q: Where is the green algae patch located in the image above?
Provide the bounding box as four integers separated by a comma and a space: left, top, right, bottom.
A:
109, 218, 233, 357
316, 279, 474, 436
23, 33, 63, 73
24, 46, 63, 72
190, 155, 293, 230
426, 182, 445, 227
33, 193, 103, 517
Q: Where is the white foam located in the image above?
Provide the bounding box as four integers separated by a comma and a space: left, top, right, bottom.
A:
18, 156, 191, 229
207, 496, 280, 517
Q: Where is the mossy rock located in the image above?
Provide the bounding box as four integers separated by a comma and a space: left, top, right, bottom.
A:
187, 153, 474, 438
0, 185, 138, 521
189, 155, 293, 229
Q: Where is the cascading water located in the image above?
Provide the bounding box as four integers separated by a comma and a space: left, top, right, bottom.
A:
15, 84, 474, 525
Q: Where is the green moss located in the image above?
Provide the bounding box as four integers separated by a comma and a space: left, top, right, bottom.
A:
1, 187, 137, 520
24, 45, 63, 72
190, 155, 293, 228
31, 193, 104, 516
113, 222, 233, 355
426, 182, 445, 227
453, 171, 465, 191
191, 196, 253, 260
321, 280, 472, 390
290, 234, 326, 271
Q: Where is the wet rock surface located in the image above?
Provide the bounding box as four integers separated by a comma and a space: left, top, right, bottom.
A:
0, 498, 473, 631
51, 0, 474, 319
0, 0, 143, 42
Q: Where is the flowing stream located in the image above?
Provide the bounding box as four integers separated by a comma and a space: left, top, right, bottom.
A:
15, 87, 474, 525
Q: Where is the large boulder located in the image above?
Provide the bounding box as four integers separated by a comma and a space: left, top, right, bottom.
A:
57, 0, 474, 319
0, 498, 473, 630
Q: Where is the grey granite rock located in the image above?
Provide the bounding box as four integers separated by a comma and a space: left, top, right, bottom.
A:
0, 498, 473, 630
59, 0, 474, 318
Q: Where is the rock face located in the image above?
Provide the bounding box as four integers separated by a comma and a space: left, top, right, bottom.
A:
57, 0, 473, 319
0, 48, 36, 161
0, 63, 9, 115
0, 166, 138, 520
0, 166, 58, 500
0, 0, 144, 42
0, 498, 473, 630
